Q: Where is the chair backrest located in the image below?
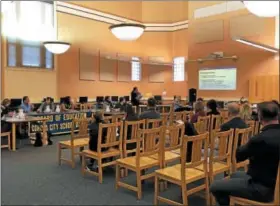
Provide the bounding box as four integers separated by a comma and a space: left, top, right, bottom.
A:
146, 118, 162, 129
136, 127, 164, 168
182, 111, 194, 122
139, 105, 147, 114
165, 123, 185, 152
211, 115, 223, 130
180, 133, 209, 183
97, 121, 123, 153
247, 120, 261, 135
160, 113, 170, 126
197, 116, 211, 133
80, 103, 88, 111
156, 105, 172, 113
210, 129, 234, 169
112, 114, 125, 123
123, 119, 145, 156
220, 109, 229, 123
173, 111, 185, 121
103, 116, 113, 123
70, 118, 89, 144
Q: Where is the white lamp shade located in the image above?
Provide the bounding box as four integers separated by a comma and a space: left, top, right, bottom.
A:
109, 23, 145, 41
243, 1, 279, 17
43, 41, 71, 54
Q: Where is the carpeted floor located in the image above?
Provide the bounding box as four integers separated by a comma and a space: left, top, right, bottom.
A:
1, 135, 207, 205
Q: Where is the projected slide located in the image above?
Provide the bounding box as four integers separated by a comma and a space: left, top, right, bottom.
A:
199, 68, 237, 90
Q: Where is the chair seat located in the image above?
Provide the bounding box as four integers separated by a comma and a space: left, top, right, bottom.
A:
83, 148, 120, 158
59, 138, 89, 147
171, 148, 181, 155
155, 164, 205, 183
196, 161, 228, 173
149, 151, 180, 162
117, 156, 158, 169
230, 196, 274, 206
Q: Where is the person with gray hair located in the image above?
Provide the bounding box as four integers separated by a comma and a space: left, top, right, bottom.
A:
220, 102, 248, 131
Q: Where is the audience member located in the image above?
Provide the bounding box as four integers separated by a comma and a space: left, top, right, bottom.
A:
220, 102, 248, 131
131, 87, 142, 107
37, 97, 54, 113
87, 112, 107, 171
139, 97, 160, 120
173, 96, 182, 111
206, 99, 220, 116
114, 97, 126, 112
20, 96, 34, 113
1, 99, 11, 133
60, 96, 75, 111
240, 102, 252, 121
184, 121, 198, 162
104, 96, 113, 108
210, 101, 280, 205
191, 101, 206, 123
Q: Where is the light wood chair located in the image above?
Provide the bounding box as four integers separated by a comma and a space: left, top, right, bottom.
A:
211, 115, 223, 130
112, 114, 125, 123
116, 127, 164, 199
173, 111, 185, 121
103, 116, 113, 123
160, 113, 170, 126
197, 116, 211, 134
150, 124, 185, 165
230, 161, 280, 206
80, 103, 88, 110
58, 118, 89, 168
146, 118, 162, 129
182, 111, 194, 122
231, 128, 250, 173
220, 109, 229, 123
154, 132, 210, 206
81, 121, 123, 183
1, 132, 11, 150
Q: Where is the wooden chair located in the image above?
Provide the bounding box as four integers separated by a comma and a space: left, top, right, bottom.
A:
220, 109, 229, 123
103, 116, 113, 123
196, 129, 234, 204
150, 124, 185, 165
1, 132, 11, 150
173, 111, 185, 121
139, 105, 147, 114
146, 118, 162, 129
132, 106, 137, 114
81, 121, 123, 183
80, 103, 88, 110
230, 161, 280, 206
231, 128, 250, 173
211, 115, 223, 130
197, 116, 211, 134
157, 105, 172, 114
112, 114, 125, 123
58, 118, 89, 168
116, 127, 164, 199
154, 133, 210, 206
182, 111, 194, 122
160, 113, 170, 126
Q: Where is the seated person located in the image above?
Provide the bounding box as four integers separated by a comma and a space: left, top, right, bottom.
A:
173, 96, 182, 111
104, 96, 113, 108
197, 97, 204, 102
240, 102, 252, 121
191, 101, 206, 123
272, 100, 280, 123
60, 97, 75, 112
37, 97, 55, 113
20, 96, 34, 113
210, 101, 280, 205
139, 97, 161, 120
114, 97, 126, 112
1, 99, 11, 133
206, 99, 220, 116
87, 112, 107, 170
220, 102, 248, 132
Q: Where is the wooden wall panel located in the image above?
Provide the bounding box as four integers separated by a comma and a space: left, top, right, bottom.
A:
99, 57, 116, 81
118, 60, 131, 82
79, 49, 98, 81
193, 20, 224, 43
148, 64, 165, 83
230, 14, 265, 38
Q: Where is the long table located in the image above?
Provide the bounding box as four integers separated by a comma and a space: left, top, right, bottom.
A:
28, 110, 125, 135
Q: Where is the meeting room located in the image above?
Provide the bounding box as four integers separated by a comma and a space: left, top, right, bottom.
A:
1, 1, 279, 205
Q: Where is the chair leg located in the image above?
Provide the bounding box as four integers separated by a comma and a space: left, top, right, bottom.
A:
115, 163, 120, 190
7, 134, 11, 150
209, 176, 215, 205
98, 158, 103, 184
81, 153, 85, 177
58, 144, 62, 165
154, 175, 159, 205
205, 177, 210, 206
182, 184, 188, 206
136, 170, 142, 200
71, 148, 75, 169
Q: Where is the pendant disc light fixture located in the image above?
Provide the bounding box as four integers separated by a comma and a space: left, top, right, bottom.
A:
242, 1, 279, 17
109, 23, 146, 41
43, 41, 71, 54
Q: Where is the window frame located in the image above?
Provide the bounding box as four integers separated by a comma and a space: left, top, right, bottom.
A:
131, 57, 141, 81
173, 57, 185, 82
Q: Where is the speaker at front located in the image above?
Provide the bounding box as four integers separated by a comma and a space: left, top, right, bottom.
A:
189, 88, 197, 103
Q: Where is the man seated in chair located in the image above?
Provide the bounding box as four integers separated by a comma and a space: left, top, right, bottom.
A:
220, 102, 248, 132
139, 97, 160, 120
210, 101, 280, 205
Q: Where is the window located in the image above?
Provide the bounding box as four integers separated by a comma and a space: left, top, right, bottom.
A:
131, 57, 141, 81
173, 57, 185, 81
4, 1, 55, 69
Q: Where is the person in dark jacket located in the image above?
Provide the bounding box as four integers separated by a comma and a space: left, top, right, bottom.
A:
114, 97, 127, 112
220, 102, 248, 132
139, 98, 161, 120
184, 121, 198, 162
206, 99, 220, 116
131, 87, 142, 107
210, 101, 280, 205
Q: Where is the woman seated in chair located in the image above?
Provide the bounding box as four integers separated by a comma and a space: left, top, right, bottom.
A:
191, 101, 206, 123
87, 112, 107, 171
206, 99, 220, 116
